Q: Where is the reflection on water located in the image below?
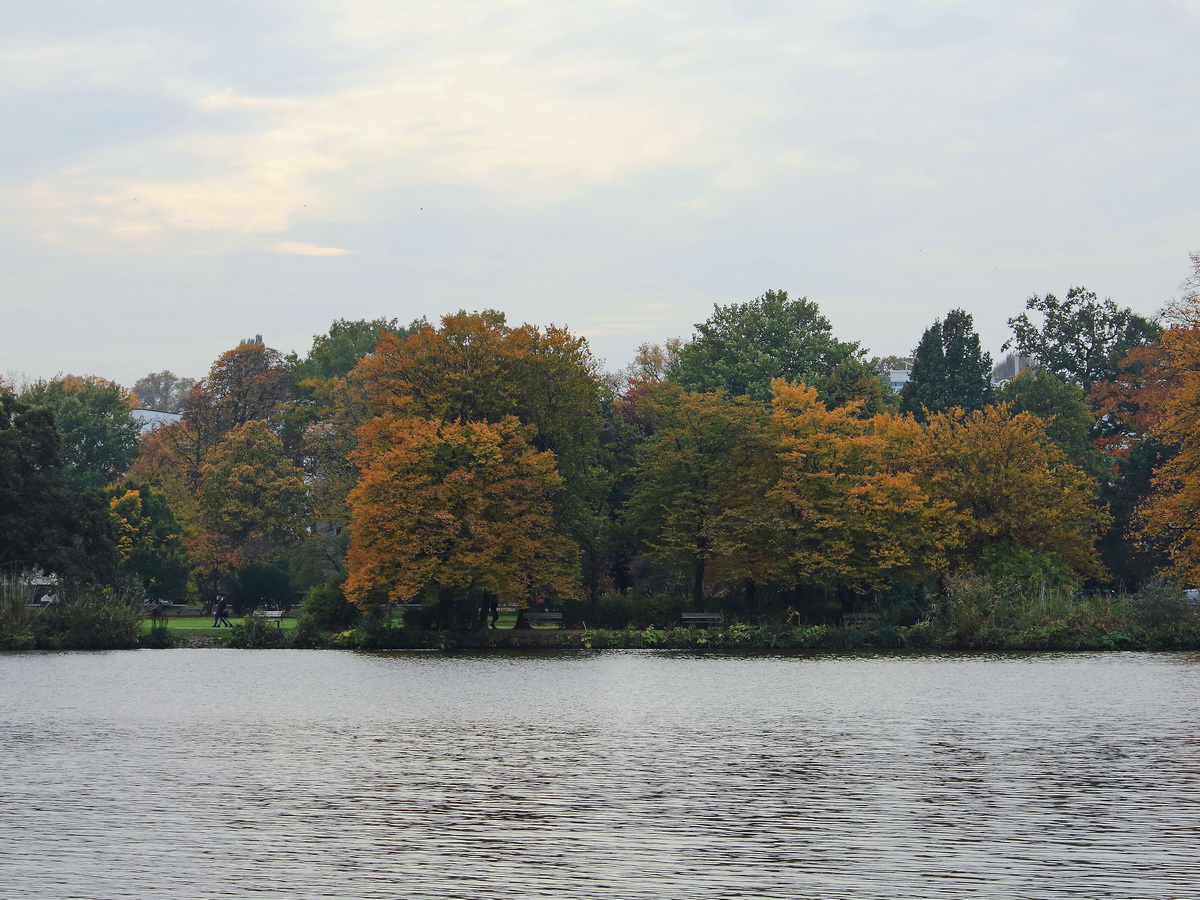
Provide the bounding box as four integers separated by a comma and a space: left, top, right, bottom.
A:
2, 650, 1199, 899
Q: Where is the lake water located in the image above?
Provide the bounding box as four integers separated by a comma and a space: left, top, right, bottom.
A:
1, 650, 1198, 899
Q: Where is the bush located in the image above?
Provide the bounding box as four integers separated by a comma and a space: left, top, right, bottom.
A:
228, 614, 286, 648
1127, 579, 1195, 629
301, 572, 361, 631
32, 583, 145, 649
0, 577, 38, 650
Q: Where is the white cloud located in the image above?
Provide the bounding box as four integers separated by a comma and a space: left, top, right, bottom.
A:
273, 241, 355, 256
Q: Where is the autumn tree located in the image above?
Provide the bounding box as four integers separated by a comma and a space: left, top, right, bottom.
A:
356, 311, 612, 601
763, 382, 957, 600
185, 341, 292, 439
668, 290, 860, 403
625, 386, 775, 607
1005, 286, 1160, 388
197, 420, 308, 574
1084, 342, 1176, 586
911, 405, 1108, 586
345, 416, 578, 627
900, 309, 993, 420
1137, 262, 1200, 583
108, 482, 192, 600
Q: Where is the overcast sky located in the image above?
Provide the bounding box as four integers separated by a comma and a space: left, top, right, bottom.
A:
3, 0, 1199, 388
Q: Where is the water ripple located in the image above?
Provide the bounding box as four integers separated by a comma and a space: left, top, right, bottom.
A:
1, 650, 1198, 898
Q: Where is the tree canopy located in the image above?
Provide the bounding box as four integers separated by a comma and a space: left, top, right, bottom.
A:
1005, 287, 1160, 388
0, 392, 115, 579
20, 375, 141, 491
668, 290, 860, 403
346, 415, 578, 622
1138, 270, 1200, 583
131, 371, 195, 414
900, 309, 993, 420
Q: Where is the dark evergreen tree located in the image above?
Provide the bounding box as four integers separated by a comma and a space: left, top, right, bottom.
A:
900, 309, 993, 420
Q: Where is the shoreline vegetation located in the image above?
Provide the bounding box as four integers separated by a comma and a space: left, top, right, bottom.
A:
4, 578, 1198, 653
6, 281, 1200, 654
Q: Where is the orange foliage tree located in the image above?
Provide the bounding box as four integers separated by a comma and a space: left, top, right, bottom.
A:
345, 416, 578, 626
1137, 278, 1200, 583
353, 310, 611, 603
763, 382, 958, 596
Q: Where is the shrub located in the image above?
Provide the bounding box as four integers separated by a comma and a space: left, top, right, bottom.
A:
35, 582, 145, 649
1127, 580, 1195, 629
228, 614, 285, 648
301, 571, 361, 631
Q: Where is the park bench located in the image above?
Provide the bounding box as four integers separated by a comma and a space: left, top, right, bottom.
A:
251, 609, 285, 628
841, 611, 880, 626
681, 612, 723, 627
524, 612, 563, 627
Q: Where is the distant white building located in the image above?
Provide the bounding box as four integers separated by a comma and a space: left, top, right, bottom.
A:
887, 370, 910, 394
131, 408, 182, 434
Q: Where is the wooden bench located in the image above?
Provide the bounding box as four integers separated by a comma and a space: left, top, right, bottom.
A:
252, 609, 285, 628
524, 612, 563, 628
841, 612, 880, 626
681, 612, 723, 627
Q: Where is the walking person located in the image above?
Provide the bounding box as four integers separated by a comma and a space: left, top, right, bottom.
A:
214, 594, 232, 628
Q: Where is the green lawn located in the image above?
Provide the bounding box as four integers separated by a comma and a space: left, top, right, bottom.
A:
141, 611, 556, 637
141, 616, 299, 634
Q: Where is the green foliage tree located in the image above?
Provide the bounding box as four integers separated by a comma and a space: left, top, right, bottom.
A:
900, 309, 993, 420
668, 290, 860, 403
20, 375, 141, 490
287, 317, 422, 383
107, 482, 192, 600
131, 371, 196, 413
1004, 286, 1160, 388
825, 356, 896, 416
301, 571, 361, 631
197, 420, 308, 572
996, 368, 1097, 469
0, 392, 116, 580
625, 386, 775, 607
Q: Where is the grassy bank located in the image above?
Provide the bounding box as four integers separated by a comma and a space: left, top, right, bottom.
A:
5, 576, 1199, 652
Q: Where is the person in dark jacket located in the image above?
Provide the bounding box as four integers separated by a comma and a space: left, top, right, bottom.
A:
213, 595, 232, 628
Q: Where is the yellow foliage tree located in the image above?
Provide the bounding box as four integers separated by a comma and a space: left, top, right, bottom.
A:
911, 405, 1108, 582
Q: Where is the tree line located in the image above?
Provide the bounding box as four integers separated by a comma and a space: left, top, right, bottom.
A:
3, 256, 1199, 631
